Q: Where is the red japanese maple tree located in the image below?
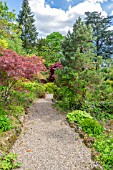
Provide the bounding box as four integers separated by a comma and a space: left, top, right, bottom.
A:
48, 62, 62, 82
0, 47, 47, 79
0, 47, 47, 102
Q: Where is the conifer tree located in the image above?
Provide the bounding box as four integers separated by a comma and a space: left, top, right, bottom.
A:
18, 0, 38, 51
61, 17, 94, 70
85, 12, 113, 59
55, 18, 97, 110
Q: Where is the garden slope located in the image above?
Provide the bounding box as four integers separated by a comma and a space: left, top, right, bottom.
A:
11, 94, 95, 170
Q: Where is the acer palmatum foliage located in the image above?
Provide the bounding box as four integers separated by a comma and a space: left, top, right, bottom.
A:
0, 47, 47, 80
48, 62, 62, 82
0, 47, 47, 103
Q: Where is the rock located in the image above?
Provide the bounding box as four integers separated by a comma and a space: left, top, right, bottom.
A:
83, 136, 95, 148
92, 162, 103, 170
39, 93, 46, 98
79, 131, 85, 138
77, 126, 82, 133
91, 148, 100, 160
0, 150, 5, 157
15, 126, 22, 136
18, 115, 25, 124
68, 122, 76, 128
74, 124, 79, 132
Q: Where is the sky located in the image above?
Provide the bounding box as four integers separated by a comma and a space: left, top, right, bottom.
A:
1, 0, 113, 37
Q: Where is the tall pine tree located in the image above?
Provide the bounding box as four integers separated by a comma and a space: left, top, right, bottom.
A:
55, 18, 98, 110
85, 12, 113, 59
61, 17, 95, 70
18, 0, 38, 51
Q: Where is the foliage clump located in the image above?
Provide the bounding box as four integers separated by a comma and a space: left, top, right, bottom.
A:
0, 1, 23, 54
0, 47, 47, 80
94, 134, 113, 170
0, 115, 11, 132
21, 81, 45, 98
37, 32, 64, 67
67, 110, 103, 136
0, 153, 21, 170
44, 82, 57, 94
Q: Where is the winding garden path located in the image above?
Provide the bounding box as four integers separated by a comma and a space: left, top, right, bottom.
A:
11, 94, 95, 170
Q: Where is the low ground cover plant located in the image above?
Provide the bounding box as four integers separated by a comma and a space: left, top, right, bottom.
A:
67, 110, 113, 169
94, 134, 113, 170
0, 153, 21, 170
67, 110, 103, 136
0, 115, 11, 132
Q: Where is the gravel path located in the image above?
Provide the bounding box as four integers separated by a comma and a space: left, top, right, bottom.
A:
11, 94, 95, 170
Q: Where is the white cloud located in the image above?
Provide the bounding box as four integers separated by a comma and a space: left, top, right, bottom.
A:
66, 0, 72, 2
87, 0, 107, 2
108, 26, 113, 30
111, 10, 113, 15
29, 0, 107, 37
51, 1, 54, 5
107, 3, 113, 10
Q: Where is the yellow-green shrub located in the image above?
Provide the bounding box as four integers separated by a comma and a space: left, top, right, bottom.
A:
0, 39, 8, 49
21, 81, 45, 98
8, 105, 25, 116
67, 110, 103, 136
44, 82, 57, 93
106, 80, 113, 87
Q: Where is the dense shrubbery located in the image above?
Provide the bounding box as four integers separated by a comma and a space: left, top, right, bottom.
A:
0, 47, 47, 136
54, 68, 88, 110
0, 81, 46, 121
53, 18, 113, 119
